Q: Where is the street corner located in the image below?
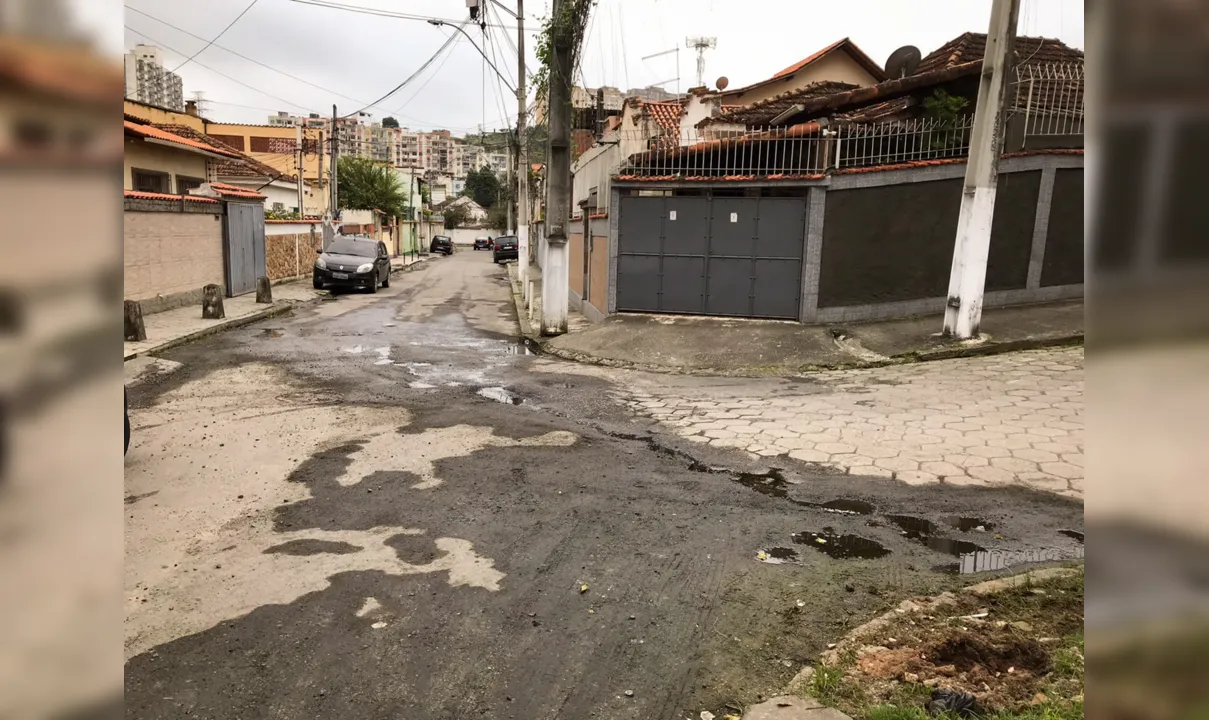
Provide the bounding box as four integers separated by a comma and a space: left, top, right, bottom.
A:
613, 347, 1084, 499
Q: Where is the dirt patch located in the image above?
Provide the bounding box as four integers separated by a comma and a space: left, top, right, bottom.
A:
811, 568, 1084, 718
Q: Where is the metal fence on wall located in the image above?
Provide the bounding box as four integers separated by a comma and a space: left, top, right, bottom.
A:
612, 61, 1083, 181
1012, 62, 1085, 138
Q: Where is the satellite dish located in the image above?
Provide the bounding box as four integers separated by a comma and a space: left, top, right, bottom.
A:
715, 76, 729, 90
885, 45, 922, 79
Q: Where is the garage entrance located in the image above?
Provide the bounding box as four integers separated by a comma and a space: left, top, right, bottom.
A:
615, 193, 806, 319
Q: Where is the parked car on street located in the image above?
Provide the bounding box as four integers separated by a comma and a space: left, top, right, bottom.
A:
430, 236, 454, 255
313, 236, 392, 293
473, 236, 492, 251
492, 235, 519, 264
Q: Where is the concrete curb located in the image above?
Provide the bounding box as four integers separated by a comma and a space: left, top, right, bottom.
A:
123, 302, 296, 361
537, 331, 1084, 377
123, 257, 434, 362
506, 262, 537, 340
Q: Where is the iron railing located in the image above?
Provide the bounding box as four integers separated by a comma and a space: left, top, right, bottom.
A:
1012, 62, 1086, 138
609, 61, 1083, 180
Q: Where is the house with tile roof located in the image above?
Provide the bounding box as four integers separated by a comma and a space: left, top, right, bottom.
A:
713, 38, 887, 108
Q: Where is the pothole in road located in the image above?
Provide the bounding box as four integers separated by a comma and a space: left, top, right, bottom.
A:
260, 328, 284, 338
791, 530, 893, 560
1058, 529, 1084, 543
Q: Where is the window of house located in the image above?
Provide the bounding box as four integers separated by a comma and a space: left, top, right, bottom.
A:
272, 202, 285, 212
14, 119, 53, 149
249, 136, 297, 153
131, 168, 170, 194
176, 175, 204, 194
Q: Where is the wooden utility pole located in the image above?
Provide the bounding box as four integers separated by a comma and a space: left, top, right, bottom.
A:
324, 105, 339, 249
942, 0, 1020, 339
541, 0, 573, 335
317, 129, 325, 214
516, 0, 531, 293
330, 105, 340, 213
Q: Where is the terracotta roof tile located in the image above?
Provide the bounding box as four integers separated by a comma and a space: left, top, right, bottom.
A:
124, 189, 220, 204
705, 81, 860, 126
917, 33, 1084, 75
644, 100, 683, 135
124, 121, 243, 158
721, 38, 887, 100
205, 182, 267, 199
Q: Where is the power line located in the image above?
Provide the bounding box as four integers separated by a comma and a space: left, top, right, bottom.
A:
125, 26, 318, 113
288, 0, 540, 33
168, 0, 262, 73
126, 5, 383, 112
389, 34, 462, 116
345, 22, 469, 118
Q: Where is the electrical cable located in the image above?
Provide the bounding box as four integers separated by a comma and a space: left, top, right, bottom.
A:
345, 22, 468, 118
168, 0, 262, 72
288, 0, 538, 33
125, 26, 318, 113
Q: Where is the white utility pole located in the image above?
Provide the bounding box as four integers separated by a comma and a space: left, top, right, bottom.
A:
516, 0, 531, 297
941, 0, 1020, 339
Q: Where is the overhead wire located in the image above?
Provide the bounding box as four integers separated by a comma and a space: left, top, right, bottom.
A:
125, 26, 318, 113
345, 22, 469, 118
168, 0, 262, 72
126, 5, 383, 112
389, 33, 463, 116
287, 0, 538, 33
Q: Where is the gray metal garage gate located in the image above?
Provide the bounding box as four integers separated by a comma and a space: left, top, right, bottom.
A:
615, 194, 806, 319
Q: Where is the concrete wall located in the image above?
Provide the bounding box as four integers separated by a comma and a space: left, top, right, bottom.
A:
588, 219, 610, 318
264, 221, 321, 281
609, 152, 1084, 324
124, 200, 225, 312
124, 138, 209, 193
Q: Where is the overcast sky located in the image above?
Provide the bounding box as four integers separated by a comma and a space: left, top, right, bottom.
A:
108, 0, 1083, 133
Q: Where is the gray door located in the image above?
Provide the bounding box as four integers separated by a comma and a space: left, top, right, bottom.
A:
223, 201, 267, 297
616, 193, 804, 319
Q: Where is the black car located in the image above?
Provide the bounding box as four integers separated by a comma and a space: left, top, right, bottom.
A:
313, 236, 391, 293
430, 236, 454, 255
473, 236, 492, 251
492, 235, 519, 264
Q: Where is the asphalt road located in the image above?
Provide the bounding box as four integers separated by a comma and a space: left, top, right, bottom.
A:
123, 249, 1083, 719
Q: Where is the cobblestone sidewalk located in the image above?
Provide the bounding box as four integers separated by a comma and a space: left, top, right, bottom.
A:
613, 347, 1084, 498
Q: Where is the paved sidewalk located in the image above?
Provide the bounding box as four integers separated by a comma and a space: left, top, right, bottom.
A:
125, 256, 430, 360
607, 346, 1083, 498
544, 300, 1083, 375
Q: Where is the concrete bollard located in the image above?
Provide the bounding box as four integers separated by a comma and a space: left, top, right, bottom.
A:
124, 300, 146, 341
202, 284, 225, 319
255, 276, 272, 304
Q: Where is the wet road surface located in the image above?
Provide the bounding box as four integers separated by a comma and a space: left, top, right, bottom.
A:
124, 250, 1084, 719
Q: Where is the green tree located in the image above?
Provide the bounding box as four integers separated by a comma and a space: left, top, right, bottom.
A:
462, 166, 502, 208
381, 116, 400, 128
487, 203, 509, 232
337, 156, 406, 215
442, 204, 470, 229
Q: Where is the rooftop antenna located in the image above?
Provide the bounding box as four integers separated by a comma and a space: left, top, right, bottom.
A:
686, 36, 717, 88
885, 45, 922, 79
641, 46, 681, 95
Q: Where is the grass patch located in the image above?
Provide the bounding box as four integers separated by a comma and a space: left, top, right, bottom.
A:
798, 568, 1084, 720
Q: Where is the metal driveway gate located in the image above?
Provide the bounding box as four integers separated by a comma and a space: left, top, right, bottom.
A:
616, 194, 805, 319
222, 201, 266, 297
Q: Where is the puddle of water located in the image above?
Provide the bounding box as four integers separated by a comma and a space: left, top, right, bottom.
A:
374, 359, 393, 365
757, 546, 801, 564
409, 382, 436, 389
885, 515, 987, 556
260, 329, 283, 338
939, 545, 1085, 575
733, 470, 794, 501
811, 499, 875, 515
1059, 530, 1084, 543
791, 531, 892, 560
505, 339, 538, 356
340, 345, 364, 354
478, 387, 523, 405
946, 516, 995, 532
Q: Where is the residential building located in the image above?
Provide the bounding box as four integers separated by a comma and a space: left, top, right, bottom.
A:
433, 195, 488, 226
124, 44, 185, 111
712, 37, 887, 107
485, 150, 509, 176
267, 111, 327, 129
